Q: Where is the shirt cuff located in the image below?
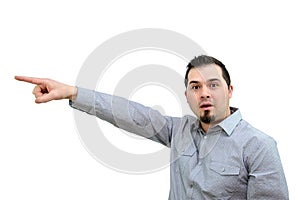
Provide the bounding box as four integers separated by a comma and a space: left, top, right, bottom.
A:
69, 87, 96, 115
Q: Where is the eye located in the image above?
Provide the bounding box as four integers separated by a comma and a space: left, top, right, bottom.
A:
209, 82, 220, 88
191, 85, 200, 90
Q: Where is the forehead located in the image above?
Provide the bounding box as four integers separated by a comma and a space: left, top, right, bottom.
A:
188, 64, 223, 82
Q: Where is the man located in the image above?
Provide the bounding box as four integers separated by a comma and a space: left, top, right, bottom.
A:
15, 55, 289, 199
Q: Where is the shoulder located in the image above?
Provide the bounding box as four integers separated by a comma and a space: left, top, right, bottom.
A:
169, 114, 198, 135
180, 115, 198, 127
182, 114, 198, 121
167, 114, 197, 125
232, 120, 276, 147
235, 120, 277, 154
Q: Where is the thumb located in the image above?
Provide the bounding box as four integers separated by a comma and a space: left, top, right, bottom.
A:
35, 93, 56, 103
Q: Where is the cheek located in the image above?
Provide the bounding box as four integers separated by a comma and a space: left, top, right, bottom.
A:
186, 92, 198, 105
213, 92, 230, 108
214, 89, 229, 100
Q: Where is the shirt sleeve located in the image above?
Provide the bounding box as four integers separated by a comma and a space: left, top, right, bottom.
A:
246, 137, 289, 199
69, 87, 177, 147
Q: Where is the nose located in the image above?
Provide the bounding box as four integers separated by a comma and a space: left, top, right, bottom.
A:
200, 85, 211, 99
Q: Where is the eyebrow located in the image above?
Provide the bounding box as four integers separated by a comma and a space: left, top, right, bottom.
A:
188, 78, 221, 85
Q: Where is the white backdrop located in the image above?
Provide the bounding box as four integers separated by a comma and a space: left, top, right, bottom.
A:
1, 0, 299, 199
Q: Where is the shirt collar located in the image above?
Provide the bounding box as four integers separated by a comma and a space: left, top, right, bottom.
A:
197, 107, 242, 136
216, 107, 242, 136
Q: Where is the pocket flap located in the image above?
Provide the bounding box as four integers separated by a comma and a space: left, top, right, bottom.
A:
210, 162, 240, 175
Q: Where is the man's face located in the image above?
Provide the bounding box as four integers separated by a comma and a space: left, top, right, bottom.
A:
185, 64, 233, 126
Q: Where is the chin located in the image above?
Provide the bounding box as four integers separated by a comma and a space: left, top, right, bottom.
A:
200, 111, 215, 124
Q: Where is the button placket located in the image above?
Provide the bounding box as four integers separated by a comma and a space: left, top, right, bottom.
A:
199, 132, 221, 159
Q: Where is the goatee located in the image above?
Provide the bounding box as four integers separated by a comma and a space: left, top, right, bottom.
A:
200, 110, 215, 124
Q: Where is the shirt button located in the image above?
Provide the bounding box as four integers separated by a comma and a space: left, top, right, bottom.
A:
221, 167, 225, 172
204, 136, 207, 139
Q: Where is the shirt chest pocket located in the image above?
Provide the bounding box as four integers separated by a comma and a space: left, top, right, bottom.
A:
176, 146, 198, 176
203, 161, 241, 196
209, 161, 240, 176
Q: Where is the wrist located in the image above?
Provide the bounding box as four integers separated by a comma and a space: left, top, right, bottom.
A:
69, 86, 78, 101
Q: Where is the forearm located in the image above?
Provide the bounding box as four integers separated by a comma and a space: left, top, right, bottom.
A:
69, 87, 173, 146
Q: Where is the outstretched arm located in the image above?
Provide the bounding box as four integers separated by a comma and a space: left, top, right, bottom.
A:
16, 76, 175, 146
15, 76, 78, 103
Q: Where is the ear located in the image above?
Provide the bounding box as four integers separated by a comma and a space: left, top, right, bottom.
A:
228, 85, 233, 99
184, 90, 188, 103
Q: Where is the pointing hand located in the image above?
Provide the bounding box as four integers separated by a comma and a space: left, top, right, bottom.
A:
15, 76, 77, 103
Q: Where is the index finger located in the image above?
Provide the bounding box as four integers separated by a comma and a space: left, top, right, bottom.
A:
15, 76, 45, 85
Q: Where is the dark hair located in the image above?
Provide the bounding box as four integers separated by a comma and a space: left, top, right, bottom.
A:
184, 55, 231, 88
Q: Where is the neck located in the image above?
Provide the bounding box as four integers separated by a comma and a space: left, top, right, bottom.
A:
200, 122, 216, 133
200, 107, 232, 133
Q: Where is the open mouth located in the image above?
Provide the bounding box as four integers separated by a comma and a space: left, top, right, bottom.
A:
200, 102, 213, 110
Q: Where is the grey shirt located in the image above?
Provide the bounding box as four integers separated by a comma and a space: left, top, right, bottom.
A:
70, 87, 289, 200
